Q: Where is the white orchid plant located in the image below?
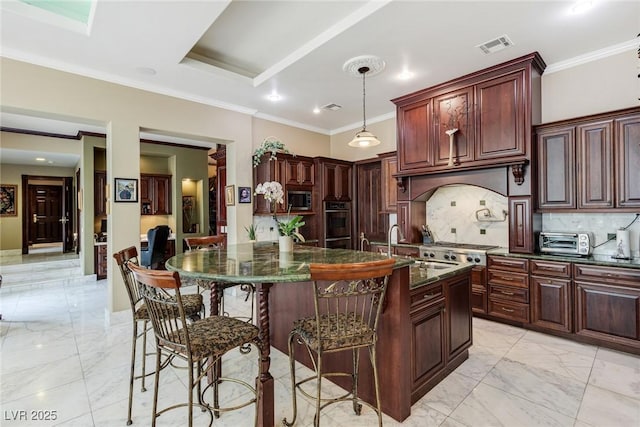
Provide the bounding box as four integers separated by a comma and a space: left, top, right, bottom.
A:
254, 181, 305, 241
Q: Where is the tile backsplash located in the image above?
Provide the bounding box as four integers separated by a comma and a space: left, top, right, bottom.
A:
425, 185, 509, 247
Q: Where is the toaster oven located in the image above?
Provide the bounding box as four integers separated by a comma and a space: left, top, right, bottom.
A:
539, 232, 594, 256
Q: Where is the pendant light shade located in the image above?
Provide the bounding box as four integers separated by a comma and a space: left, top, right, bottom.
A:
344, 56, 385, 148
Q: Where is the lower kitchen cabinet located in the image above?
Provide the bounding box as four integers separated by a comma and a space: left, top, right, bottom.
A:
94, 244, 107, 279
574, 264, 640, 349
487, 256, 530, 323
530, 259, 572, 333
470, 266, 487, 314
410, 271, 471, 403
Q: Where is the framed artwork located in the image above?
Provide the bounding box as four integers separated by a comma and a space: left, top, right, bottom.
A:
238, 186, 251, 204
225, 185, 235, 206
114, 178, 138, 202
0, 184, 18, 216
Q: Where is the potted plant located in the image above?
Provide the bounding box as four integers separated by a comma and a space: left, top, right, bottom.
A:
252, 137, 290, 167
276, 215, 305, 252
245, 224, 257, 242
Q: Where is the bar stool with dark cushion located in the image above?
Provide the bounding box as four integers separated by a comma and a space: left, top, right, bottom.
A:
282, 258, 395, 427
113, 246, 204, 425
127, 262, 262, 427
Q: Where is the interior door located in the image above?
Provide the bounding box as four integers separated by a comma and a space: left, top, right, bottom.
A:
62, 176, 73, 252
29, 184, 63, 245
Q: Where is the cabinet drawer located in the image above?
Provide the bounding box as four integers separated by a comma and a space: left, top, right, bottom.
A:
487, 270, 529, 289
488, 298, 530, 323
490, 284, 529, 303
530, 260, 571, 278
574, 264, 640, 287
488, 256, 529, 272
395, 246, 419, 257
411, 283, 444, 310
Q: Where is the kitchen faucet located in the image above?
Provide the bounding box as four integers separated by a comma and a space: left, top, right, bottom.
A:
387, 224, 405, 258
359, 232, 370, 251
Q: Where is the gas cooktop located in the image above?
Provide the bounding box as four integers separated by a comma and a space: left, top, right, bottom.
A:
418, 242, 500, 265
422, 242, 500, 251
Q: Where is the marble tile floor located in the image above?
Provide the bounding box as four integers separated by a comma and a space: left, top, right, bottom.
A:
0, 259, 639, 427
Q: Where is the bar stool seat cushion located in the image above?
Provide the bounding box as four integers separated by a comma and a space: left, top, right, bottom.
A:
134, 293, 203, 320
292, 313, 374, 351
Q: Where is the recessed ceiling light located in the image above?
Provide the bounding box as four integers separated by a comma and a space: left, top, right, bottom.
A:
398, 68, 414, 80
571, 1, 593, 14
313, 107, 321, 114
136, 66, 157, 76
267, 91, 282, 102
35, 157, 46, 162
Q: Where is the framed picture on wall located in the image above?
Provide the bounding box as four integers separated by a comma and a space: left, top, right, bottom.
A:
0, 184, 18, 216
225, 185, 235, 206
114, 178, 138, 202
238, 186, 251, 204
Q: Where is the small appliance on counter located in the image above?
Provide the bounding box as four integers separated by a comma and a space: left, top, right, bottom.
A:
613, 228, 632, 260
538, 232, 594, 257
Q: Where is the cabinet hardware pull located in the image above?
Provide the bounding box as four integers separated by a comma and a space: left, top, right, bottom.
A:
500, 291, 515, 295
501, 307, 515, 313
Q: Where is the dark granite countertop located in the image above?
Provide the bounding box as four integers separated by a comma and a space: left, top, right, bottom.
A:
487, 248, 640, 269
166, 242, 413, 284
409, 262, 473, 289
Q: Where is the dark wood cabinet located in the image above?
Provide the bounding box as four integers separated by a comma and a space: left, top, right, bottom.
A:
397, 201, 426, 244
530, 259, 572, 333
140, 174, 172, 215
94, 244, 107, 279
616, 113, 640, 208
393, 53, 544, 177
253, 154, 287, 214
286, 157, 314, 187
319, 159, 352, 201
475, 70, 527, 161
471, 266, 488, 314
356, 160, 386, 243
94, 171, 107, 216
410, 271, 471, 402
508, 196, 536, 253
574, 264, 640, 350
380, 154, 398, 212
487, 256, 530, 323
397, 100, 434, 172
536, 107, 640, 212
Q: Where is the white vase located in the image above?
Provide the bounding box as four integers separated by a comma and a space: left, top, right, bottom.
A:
279, 235, 293, 252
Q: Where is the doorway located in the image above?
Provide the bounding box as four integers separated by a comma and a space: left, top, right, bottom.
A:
21, 175, 75, 254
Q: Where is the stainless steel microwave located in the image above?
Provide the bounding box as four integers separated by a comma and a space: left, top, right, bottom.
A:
539, 232, 594, 256
287, 190, 312, 211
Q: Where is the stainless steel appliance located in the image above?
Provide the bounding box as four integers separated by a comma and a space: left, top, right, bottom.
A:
324, 201, 351, 248
419, 242, 500, 266
287, 190, 312, 211
539, 232, 594, 256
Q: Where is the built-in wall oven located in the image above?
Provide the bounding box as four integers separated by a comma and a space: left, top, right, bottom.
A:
324, 201, 351, 248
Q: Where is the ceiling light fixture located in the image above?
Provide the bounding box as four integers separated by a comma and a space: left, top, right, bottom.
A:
267, 91, 282, 102
35, 157, 46, 162
398, 68, 414, 80
571, 1, 593, 14
343, 55, 385, 148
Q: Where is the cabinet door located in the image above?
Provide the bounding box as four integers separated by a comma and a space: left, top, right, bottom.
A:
411, 299, 446, 392
447, 275, 472, 360
287, 158, 314, 186
140, 175, 152, 215
335, 163, 352, 201
476, 70, 526, 161
95, 245, 107, 279
397, 201, 426, 244
531, 276, 572, 333
616, 114, 640, 208
152, 175, 171, 215
253, 155, 287, 214
397, 100, 435, 171
508, 196, 535, 253
577, 120, 613, 209
434, 88, 474, 166
471, 266, 488, 314
94, 171, 107, 216
381, 155, 397, 212
356, 161, 386, 242
537, 127, 576, 209
575, 281, 640, 344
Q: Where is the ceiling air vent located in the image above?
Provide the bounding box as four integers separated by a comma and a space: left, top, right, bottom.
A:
476, 34, 514, 54
320, 103, 342, 111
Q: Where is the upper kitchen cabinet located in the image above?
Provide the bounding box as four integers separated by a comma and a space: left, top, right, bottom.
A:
380, 152, 398, 212
392, 52, 545, 177
253, 153, 287, 214
286, 157, 314, 188
140, 174, 172, 215
317, 158, 353, 201
616, 113, 640, 208
536, 107, 639, 212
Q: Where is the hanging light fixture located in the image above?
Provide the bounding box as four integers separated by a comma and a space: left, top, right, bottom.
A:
343, 55, 385, 148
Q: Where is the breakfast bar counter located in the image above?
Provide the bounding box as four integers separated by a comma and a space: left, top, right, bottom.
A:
166, 242, 471, 424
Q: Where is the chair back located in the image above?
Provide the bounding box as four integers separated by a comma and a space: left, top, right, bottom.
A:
184, 235, 225, 251
144, 225, 171, 268
308, 258, 395, 350
113, 246, 143, 312
128, 262, 190, 355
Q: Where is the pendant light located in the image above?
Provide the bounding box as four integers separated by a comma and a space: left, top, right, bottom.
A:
343, 55, 385, 148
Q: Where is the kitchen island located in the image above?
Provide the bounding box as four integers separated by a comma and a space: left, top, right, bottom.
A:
166, 242, 472, 424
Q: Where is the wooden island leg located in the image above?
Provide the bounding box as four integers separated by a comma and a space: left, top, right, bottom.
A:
256, 282, 274, 427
